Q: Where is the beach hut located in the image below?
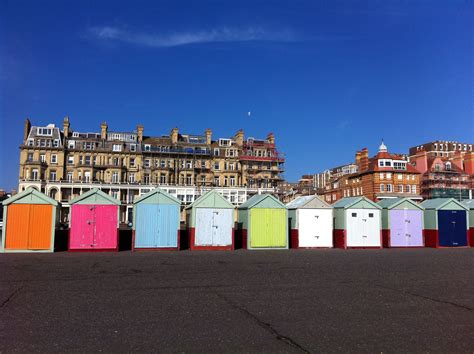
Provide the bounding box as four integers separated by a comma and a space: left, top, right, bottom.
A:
185, 190, 234, 250
333, 197, 382, 249
1, 187, 59, 253
69, 188, 121, 251
421, 198, 468, 248
462, 199, 474, 246
378, 198, 424, 248
237, 194, 288, 250
286, 195, 333, 248
133, 188, 181, 251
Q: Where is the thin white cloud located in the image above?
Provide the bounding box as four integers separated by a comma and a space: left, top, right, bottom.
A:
87, 26, 297, 47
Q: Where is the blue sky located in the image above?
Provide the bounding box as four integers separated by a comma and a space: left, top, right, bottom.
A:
1, 0, 472, 190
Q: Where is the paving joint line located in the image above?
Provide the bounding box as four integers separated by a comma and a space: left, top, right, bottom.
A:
214, 291, 309, 353
0, 286, 24, 309
375, 284, 474, 311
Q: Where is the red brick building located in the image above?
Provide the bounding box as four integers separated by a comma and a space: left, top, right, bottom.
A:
322, 142, 422, 203
409, 147, 474, 200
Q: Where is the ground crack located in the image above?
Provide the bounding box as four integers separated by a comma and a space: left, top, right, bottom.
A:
0, 286, 24, 309
214, 291, 309, 353
376, 285, 474, 311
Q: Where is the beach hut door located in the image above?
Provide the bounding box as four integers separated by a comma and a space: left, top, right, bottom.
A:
438, 210, 467, 247
211, 209, 232, 246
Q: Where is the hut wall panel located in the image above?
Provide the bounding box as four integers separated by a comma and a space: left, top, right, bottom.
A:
157, 204, 179, 248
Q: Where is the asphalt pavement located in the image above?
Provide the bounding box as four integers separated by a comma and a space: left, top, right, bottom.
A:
1, 248, 473, 353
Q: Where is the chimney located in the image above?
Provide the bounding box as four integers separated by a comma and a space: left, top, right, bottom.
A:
234, 129, 244, 147
463, 152, 474, 175
101, 122, 108, 140
267, 132, 275, 145
137, 124, 144, 143
171, 127, 179, 144
23, 118, 31, 142
63, 116, 70, 138
360, 147, 369, 172
355, 151, 361, 166
451, 151, 463, 171
205, 128, 212, 145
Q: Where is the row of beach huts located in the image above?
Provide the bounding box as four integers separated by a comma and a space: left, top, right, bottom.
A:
1, 187, 473, 252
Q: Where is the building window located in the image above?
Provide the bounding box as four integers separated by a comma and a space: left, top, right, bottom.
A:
380, 184, 385, 192
445, 162, 451, 171
144, 144, 151, 151
160, 174, 167, 184
405, 185, 411, 193
53, 139, 60, 147
130, 158, 135, 167
214, 162, 220, 170
27, 153, 33, 161
380, 173, 384, 180
186, 175, 192, 185
144, 174, 150, 184
352, 213, 357, 217
398, 185, 403, 193
51, 154, 57, 164
214, 177, 220, 186
144, 159, 151, 168
397, 174, 403, 180
112, 172, 119, 183
40, 154, 46, 163
113, 144, 122, 152
412, 185, 417, 194
230, 176, 236, 186
32, 169, 39, 180
386, 173, 392, 179
50, 171, 56, 181
161, 160, 166, 168
128, 173, 135, 183
386, 184, 393, 192
68, 141, 75, 149
186, 161, 192, 169
84, 171, 91, 183
67, 172, 73, 182
37, 128, 53, 136
213, 148, 220, 156
85, 156, 91, 165
130, 144, 136, 152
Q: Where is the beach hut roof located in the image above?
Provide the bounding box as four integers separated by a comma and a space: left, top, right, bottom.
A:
133, 187, 181, 205
461, 199, 474, 210
69, 188, 121, 205
286, 195, 331, 209
377, 197, 424, 210
238, 194, 286, 209
185, 190, 233, 209
2, 187, 59, 206
420, 198, 467, 210
332, 196, 381, 210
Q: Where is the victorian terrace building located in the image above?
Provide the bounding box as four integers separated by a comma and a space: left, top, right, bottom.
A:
19, 117, 285, 223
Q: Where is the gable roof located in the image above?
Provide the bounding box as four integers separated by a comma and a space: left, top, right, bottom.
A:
286, 195, 331, 209
421, 198, 468, 210
462, 199, 474, 210
2, 187, 59, 206
377, 197, 424, 210
133, 187, 181, 205
332, 196, 381, 209
186, 190, 233, 209
69, 188, 121, 205
238, 194, 286, 209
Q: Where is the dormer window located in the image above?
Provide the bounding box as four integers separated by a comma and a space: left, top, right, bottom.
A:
37, 128, 53, 136
144, 144, 151, 151
113, 144, 122, 152
445, 162, 451, 171
72, 132, 79, 137
130, 144, 136, 152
